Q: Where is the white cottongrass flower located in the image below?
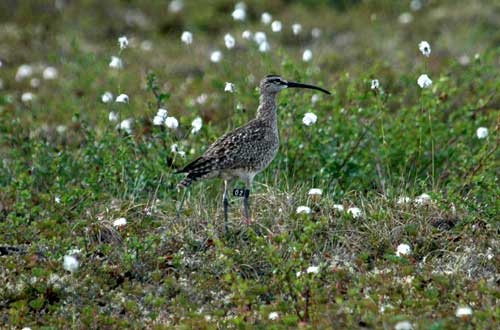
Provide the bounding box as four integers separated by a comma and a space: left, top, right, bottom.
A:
43, 67, 58, 80
115, 94, 129, 103
296, 206, 311, 214
157, 108, 168, 119
347, 207, 362, 218
311, 28, 322, 38
63, 255, 79, 273
414, 193, 431, 204
397, 196, 411, 204
113, 217, 127, 227
109, 56, 123, 69
165, 116, 179, 129
210, 50, 222, 63
371, 79, 380, 90
101, 91, 113, 103
153, 109, 168, 126
398, 12, 413, 24
118, 36, 129, 49
455, 306, 472, 318
476, 127, 488, 139
306, 266, 319, 274
302, 49, 313, 62
242, 30, 252, 40
191, 117, 202, 134
417, 74, 432, 88
21, 92, 35, 103
302, 112, 318, 126
119, 119, 133, 134
394, 321, 413, 330
108, 112, 118, 122
254, 31, 267, 44
261, 12, 272, 25
21, 327, 32, 330
308, 188, 322, 196
231, 6, 246, 21
333, 204, 344, 212
170, 144, 179, 153
224, 82, 235, 93
181, 31, 193, 45
30, 78, 40, 88
16, 64, 33, 81
396, 243, 411, 257
268, 312, 279, 320
292, 23, 302, 35
224, 33, 235, 49
271, 20, 282, 32
259, 41, 270, 53
168, 0, 183, 13
418, 41, 431, 57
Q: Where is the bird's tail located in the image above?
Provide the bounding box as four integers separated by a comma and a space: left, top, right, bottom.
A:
177, 172, 206, 189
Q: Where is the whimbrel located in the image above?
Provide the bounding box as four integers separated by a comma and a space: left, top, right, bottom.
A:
176, 75, 330, 230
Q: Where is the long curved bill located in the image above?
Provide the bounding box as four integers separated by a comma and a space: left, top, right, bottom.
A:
286, 81, 331, 94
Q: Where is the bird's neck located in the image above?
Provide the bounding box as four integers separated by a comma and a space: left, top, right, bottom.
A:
256, 93, 278, 123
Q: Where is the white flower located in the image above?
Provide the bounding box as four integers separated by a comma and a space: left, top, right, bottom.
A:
258, 41, 270, 53
261, 12, 272, 25
171, 143, 179, 153
302, 49, 313, 62
224, 33, 235, 49
165, 116, 179, 129
16, 64, 33, 81
398, 12, 413, 24
476, 127, 488, 139
108, 111, 119, 122
140, 40, 153, 51
224, 82, 235, 93
231, 7, 246, 21
292, 23, 302, 35
414, 193, 431, 204
308, 188, 322, 196
115, 94, 129, 103
242, 30, 252, 40
30, 78, 40, 88
418, 41, 431, 57
268, 312, 279, 320
153, 116, 164, 126
333, 204, 344, 212
157, 108, 168, 119
56, 125, 67, 134
394, 321, 413, 330
63, 255, 79, 273
311, 94, 320, 104
417, 74, 432, 88
113, 217, 127, 227
109, 56, 123, 69
210, 50, 222, 63
55, 196, 61, 203
296, 206, 311, 214
119, 119, 133, 134
271, 20, 282, 32
371, 79, 380, 90
43, 67, 58, 80
168, 0, 183, 13
21, 92, 34, 103
254, 31, 267, 44
306, 266, 319, 274
397, 196, 411, 204
396, 243, 411, 257
191, 116, 202, 134
311, 28, 322, 38
181, 31, 193, 45
101, 91, 113, 103
196, 94, 208, 104
302, 112, 317, 126
455, 306, 472, 317
118, 36, 129, 49
347, 207, 362, 218
21, 327, 32, 330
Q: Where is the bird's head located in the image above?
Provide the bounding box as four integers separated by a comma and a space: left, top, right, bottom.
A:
260, 75, 331, 95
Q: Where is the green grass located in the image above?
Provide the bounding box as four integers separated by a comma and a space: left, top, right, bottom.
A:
0, 0, 499, 328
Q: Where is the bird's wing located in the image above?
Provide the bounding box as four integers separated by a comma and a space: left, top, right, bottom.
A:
178, 120, 270, 174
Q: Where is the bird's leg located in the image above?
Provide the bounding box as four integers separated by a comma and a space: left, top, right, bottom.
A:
176, 188, 188, 220
243, 177, 253, 224
223, 180, 229, 233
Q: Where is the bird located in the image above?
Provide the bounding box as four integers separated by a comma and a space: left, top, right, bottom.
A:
176, 75, 330, 231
